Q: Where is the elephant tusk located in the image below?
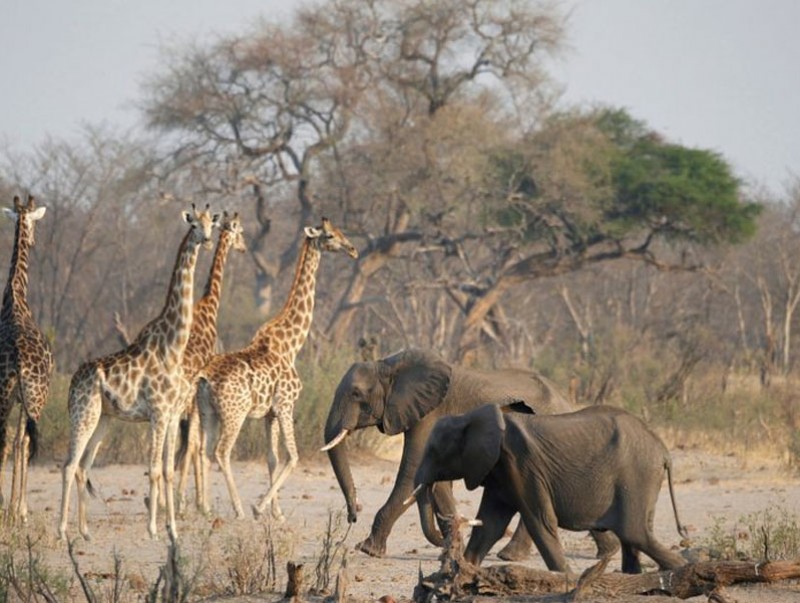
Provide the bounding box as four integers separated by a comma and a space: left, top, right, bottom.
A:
403, 484, 424, 506
465, 518, 483, 527
320, 428, 349, 452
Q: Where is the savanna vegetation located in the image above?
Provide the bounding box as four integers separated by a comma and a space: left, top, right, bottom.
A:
4, 2, 800, 602
0, 0, 797, 472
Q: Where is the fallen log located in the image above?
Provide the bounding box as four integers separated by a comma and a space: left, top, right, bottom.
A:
414, 558, 800, 600
412, 517, 800, 601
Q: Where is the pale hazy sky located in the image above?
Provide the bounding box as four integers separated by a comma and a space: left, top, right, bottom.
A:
1, 0, 798, 195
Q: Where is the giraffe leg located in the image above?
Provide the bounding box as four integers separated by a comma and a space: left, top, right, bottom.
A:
17, 415, 31, 523
253, 396, 298, 519
163, 412, 181, 541
9, 407, 25, 523
214, 412, 247, 519
176, 405, 200, 515
0, 377, 15, 514
190, 408, 203, 511
197, 389, 219, 515
265, 414, 284, 521
76, 416, 109, 540
59, 391, 102, 541
0, 422, 7, 511
147, 415, 169, 539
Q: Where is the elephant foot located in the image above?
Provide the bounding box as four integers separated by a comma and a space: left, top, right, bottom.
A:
356, 537, 386, 558
497, 540, 532, 562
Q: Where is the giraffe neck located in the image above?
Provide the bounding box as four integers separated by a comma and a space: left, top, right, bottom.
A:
197, 231, 234, 321
253, 238, 320, 358
157, 229, 201, 357
1, 217, 32, 323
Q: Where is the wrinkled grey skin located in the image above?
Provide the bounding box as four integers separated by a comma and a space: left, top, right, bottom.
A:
322, 348, 607, 559
414, 403, 688, 574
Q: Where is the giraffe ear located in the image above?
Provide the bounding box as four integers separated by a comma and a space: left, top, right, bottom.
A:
2, 207, 17, 221
29, 206, 46, 221
304, 226, 323, 239
182, 210, 193, 224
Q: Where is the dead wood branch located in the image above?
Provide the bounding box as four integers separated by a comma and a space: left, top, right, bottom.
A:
413, 557, 800, 601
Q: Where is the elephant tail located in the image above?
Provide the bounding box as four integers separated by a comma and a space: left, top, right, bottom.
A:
665, 456, 688, 540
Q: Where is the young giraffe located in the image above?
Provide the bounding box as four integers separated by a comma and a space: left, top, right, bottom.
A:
196, 218, 358, 519
174, 211, 246, 513
58, 205, 219, 541
0, 196, 53, 523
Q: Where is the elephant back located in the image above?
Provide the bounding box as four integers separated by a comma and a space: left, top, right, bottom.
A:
444, 366, 573, 416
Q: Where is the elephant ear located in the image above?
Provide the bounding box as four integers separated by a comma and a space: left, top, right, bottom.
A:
381, 349, 452, 435
463, 404, 505, 491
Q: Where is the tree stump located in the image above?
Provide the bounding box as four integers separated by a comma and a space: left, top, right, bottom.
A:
285, 561, 305, 602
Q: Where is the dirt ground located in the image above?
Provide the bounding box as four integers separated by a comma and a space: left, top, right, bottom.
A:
8, 443, 800, 602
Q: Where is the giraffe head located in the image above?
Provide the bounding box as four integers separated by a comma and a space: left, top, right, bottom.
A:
220, 211, 247, 254
182, 203, 220, 249
3, 195, 47, 246
304, 217, 359, 259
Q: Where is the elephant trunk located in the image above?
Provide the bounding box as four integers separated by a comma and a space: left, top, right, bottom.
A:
324, 420, 359, 523
417, 484, 445, 547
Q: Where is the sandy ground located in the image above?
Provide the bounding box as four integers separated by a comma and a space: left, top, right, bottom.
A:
5, 444, 800, 602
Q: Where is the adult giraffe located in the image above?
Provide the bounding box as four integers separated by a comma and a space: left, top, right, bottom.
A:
0, 195, 53, 523
58, 205, 219, 541
196, 217, 358, 520
174, 211, 246, 514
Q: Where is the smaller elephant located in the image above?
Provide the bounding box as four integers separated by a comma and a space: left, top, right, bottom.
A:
413, 402, 687, 574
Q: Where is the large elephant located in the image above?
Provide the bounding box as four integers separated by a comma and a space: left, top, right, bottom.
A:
412, 402, 688, 574
322, 348, 616, 559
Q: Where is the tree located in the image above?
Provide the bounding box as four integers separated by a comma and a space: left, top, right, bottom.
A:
442, 107, 760, 361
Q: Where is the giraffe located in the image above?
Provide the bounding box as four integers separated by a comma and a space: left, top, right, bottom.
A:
0, 195, 53, 523
57, 205, 219, 541
174, 211, 246, 513
196, 217, 358, 520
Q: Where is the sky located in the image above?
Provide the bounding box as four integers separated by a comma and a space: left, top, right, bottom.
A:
1, 0, 798, 196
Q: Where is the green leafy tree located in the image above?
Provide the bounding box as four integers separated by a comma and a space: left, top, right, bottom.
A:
447, 107, 760, 361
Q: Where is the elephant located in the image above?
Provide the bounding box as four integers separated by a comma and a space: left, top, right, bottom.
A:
321, 348, 619, 560
412, 402, 688, 574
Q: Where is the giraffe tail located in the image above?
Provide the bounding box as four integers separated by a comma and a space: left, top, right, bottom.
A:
25, 418, 38, 464
174, 417, 190, 469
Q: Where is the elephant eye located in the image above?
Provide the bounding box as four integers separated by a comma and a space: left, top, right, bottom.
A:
351, 388, 363, 400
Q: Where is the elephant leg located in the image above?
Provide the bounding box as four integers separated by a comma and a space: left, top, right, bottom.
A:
464, 491, 516, 566
497, 518, 533, 561
518, 500, 570, 574
591, 529, 620, 559
632, 533, 686, 571
617, 521, 685, 573
621, 543, 641, 573
357, 423, 436, 557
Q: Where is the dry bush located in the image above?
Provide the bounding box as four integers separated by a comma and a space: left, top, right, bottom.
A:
704, 501, 800, 562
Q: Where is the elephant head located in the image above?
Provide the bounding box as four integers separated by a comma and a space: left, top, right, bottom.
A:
322, 349, 452, 523
413, 401, 535, 498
